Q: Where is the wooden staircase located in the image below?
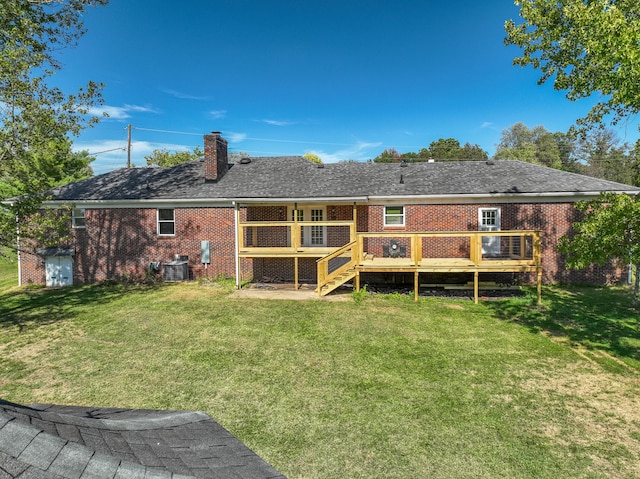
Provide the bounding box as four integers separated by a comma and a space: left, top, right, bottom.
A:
316, 241, 358, 297
318, 266, 357, 296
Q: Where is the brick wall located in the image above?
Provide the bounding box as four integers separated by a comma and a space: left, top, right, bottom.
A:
360, 202, 623, 284
22, 206, 239, 285
21, 201, 624, 286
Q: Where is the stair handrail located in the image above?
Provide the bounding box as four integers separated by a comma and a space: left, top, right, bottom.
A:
317, 240, 357, 292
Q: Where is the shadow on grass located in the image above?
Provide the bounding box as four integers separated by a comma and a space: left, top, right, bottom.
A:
487, 286, 640, 363
0, 282, 163, 331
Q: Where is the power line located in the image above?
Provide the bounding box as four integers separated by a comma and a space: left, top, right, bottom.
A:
241, 137, 357, 147
128, 125, 375, 147
86, 147, 126, 156
132, 126, 202, 136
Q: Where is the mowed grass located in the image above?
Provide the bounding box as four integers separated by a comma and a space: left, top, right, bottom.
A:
1, 262, 640, 478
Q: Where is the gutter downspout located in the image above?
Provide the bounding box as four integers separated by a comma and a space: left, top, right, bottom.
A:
234, 201, 240, 288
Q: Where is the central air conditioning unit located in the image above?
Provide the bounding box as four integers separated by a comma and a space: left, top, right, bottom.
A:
383, 240, 406, 258
163, 261, 188, 282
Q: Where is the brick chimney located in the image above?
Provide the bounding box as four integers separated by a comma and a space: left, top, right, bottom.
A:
203, 132, 228, 182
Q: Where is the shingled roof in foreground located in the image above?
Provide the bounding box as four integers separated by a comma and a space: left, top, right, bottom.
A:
0, 399, 286, 479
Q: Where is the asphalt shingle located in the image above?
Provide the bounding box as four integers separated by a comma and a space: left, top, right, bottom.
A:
47, 157, 640, 204
0, 400, 287, 479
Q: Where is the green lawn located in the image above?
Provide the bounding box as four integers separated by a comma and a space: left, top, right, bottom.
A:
1, 262, 639, 478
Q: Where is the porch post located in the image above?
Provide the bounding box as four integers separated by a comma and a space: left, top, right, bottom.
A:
294, 257, 299, 290
351, 202, 357, 243
414, 271, 419, 302
292, 202, 299, 250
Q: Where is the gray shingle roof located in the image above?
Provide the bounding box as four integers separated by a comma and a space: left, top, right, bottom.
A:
0, 399, 286, 479
48, 157, 640, 203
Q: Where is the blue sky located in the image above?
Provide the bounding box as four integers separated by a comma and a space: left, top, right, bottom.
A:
54, 0, 639, 174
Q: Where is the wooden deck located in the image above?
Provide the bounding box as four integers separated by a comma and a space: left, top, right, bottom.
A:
236, 213, 541, 303
360, 256, 537, 273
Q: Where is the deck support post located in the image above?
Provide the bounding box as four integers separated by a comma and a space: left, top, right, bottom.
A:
355, 271, 360, 292
294, 257, 299, 290
414, 271, 419, 302
474, 271, 479, 304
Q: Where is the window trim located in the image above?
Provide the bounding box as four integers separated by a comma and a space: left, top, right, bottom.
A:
478, 207, 501, 230
72, 208, 86, 229
384, 205, 405, 227
157, 208, 175, 236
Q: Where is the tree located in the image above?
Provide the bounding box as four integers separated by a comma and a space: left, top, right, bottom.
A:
0, 0, 107, 256
426, 139, 488, 160
229, 151, 251, 162
303, 152, 323, 164
372, 140, 487, 163
495, 122, 564, 169
145, 146, 203, 167
505, 0, 640, 133
558, 192, 640, 306
577, 129, 633, 184
553, 131, 582, 173
428, 138, 463, 160
459, 142, 489, 160
373, 148, 403, 163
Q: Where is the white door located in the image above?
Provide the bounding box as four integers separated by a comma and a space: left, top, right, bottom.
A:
45, 256, 73, 287
291, 207, 327, 247
479, 208, 501, 256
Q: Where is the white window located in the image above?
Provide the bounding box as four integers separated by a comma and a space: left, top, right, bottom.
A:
384, 206, 405, 227
72, 208, 86, 229
157, 209, 175, 236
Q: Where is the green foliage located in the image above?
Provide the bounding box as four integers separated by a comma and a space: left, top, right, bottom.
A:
505, 0, 640, 133
0, 0, 107, 257
494, 122, 640, 183
303, 152, 323, 164
350, 284, 368, 303
145, 145, 203, 167
428, 138, 488, 160
372, 139, 488, 162
495, 122, 563, 168
577, 128, 639, 185
558, 192, 640, 304
372, 148, 403, 163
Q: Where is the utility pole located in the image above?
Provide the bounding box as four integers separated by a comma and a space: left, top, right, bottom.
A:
127, 124, 132, 168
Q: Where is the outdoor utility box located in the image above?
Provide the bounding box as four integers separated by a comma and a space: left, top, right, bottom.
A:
163, 261, 188, 282
201, 240, 210, 264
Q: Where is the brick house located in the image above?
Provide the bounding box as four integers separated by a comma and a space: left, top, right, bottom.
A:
18, 132, 640, 300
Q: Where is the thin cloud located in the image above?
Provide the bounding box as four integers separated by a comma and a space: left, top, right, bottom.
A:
481, 121, 495, 129
89, 104, 158, 120
309, 140, 382, 163
209, 110, 227, 119
161, 88, 212, 101
261, 119, 296, 126
227, 132, 247, 143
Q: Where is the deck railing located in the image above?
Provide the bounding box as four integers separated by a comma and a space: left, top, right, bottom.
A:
316, 240, 357, 289
355, 230, 541, 268
238, 220, 355, 255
